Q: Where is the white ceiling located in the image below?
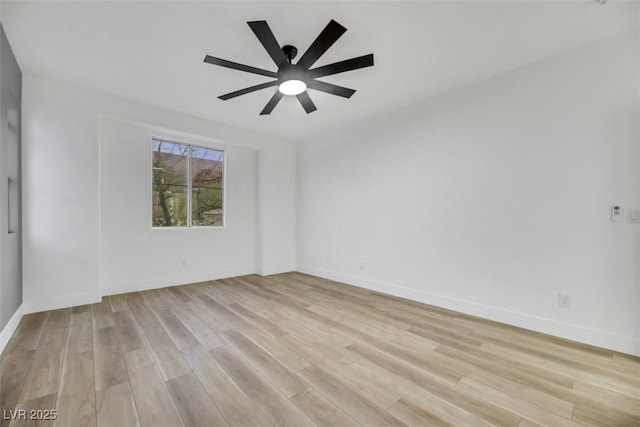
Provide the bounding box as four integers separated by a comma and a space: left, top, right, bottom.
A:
2, 1, 638, 142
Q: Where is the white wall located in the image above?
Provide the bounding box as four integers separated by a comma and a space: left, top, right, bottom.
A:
99, 119, 257, 295
22, 76, 101, 312
257, 145, 297, 276
297, 31, 640, 355
22, 75, 296, 312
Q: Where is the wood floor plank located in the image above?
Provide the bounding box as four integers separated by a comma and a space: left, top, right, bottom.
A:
124, 293, 157, 328
92, 301, 114, 330
220, 329, 307, 398
197, 282, 237, 306
280, 324, 359, 366
65, 324, 93, 355
306, 304, 412, 346
95, 382, 139, 427
290, 388, 362, 427
152, 288, 180, 308
169, 302, 228, 350
465, 371, 574, 419
166, 286, 192, 304
278, 315, 354, 349
572, 380, 640, 416
571, 401, 640, 426
4, 312, 49, 355
481, 341, 640, 397
9, 392, 57, 427
69, 312, 91, 327
388, 398, 452, 427
123, 348, 184, 427
197, 294, 245, 328
457, 377, 582, 426
296, 364, 406, 426
314, 357, 400, 410
472, 330, 638, 380
408, 324, 483, 349
71, 305, 92, 314
510, 332, 615, 362
19, 330, 66, 402
169, 302, 209, 333
93, 327, 127, 391
347, 341, 522, 426
108, 295, 129, 313
0, 350, 36, 427
185, 299, 231, 332
612, 352, 640, 368
278, 333, 331, 365
58, 352, 94, 398
139, 290, 169, 312
136, 322, 190, 381
153, 310, 201, 351
55, 351, 95, 427
175, 342, 212, 372
518, 420, 543, 427
227, 303, 286, 338
165, 372, 228, 427
113, 310, 145, 353
211, 346, 316, 427
39, 309, 71, 344
350, 358, 495, 427
192, 356, 272, 427
215, 280, 279, 319
232, 321, 310, 373
191, 326, 226, 351
436, 343, 576, 390
411, 344, 575, 419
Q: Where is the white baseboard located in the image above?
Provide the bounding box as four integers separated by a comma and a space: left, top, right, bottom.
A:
256, 264, 296, 277
297, 265, 640, 356
0, 304, 24, 355
103, 267, 256, 296
23, 292, 101, 314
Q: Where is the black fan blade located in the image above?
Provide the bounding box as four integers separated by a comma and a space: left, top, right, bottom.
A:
204, 55, 278, 78
308, 54, 374, 79
308, 80, 356, 98
218, 81, 279, 100
260, 91, 284, 115
296, 92, 317, 113
296, 20, 347, 69
247, 21, 288, 67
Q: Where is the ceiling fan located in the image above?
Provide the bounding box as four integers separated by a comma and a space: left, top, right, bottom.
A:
203, 19, 374, 115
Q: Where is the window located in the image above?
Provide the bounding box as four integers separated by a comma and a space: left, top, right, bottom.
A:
152, 139, 224, 227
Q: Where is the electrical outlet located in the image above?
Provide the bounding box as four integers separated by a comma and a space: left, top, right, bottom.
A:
628, 209, 640, 223
359, 262, 365, 271
558, 294, 570, 308
325, 257, 330, 265
181, 259, 187, 268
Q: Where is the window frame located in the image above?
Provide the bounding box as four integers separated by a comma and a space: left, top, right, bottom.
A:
151, 137, 226, 229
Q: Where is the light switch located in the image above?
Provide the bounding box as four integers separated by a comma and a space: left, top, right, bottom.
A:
628, 209, 640, 223
611, 205, 624, 223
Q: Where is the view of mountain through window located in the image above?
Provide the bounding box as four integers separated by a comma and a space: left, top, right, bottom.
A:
152, 139, 224, 227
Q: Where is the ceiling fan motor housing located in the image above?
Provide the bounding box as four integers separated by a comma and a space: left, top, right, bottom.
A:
278, 64, 309, 85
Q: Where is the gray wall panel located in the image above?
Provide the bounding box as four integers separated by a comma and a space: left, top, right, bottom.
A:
0, 21, 22, 331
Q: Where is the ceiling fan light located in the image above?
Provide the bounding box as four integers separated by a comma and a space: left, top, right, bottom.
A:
278, 79, 307, 96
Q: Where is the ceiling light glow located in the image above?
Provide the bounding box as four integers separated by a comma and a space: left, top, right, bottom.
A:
279, 80, 307, 96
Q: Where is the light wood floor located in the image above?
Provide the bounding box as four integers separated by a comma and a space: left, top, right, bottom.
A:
1, 273, 639, 427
